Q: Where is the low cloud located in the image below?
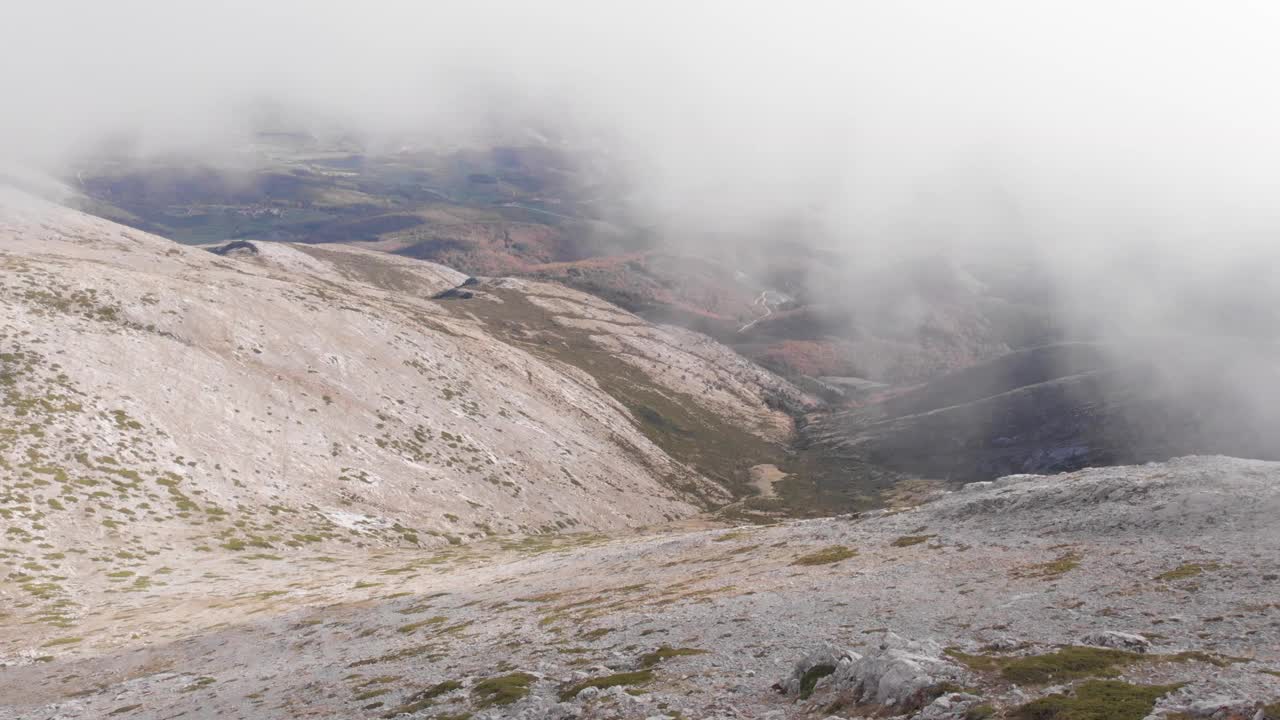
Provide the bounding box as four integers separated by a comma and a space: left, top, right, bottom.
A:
5, 1, 1280, 339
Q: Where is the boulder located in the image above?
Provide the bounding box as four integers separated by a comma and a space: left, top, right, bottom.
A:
778, 643, 860, 696
915, 692, 987, 720
831, 633, 970, 709
1080, 630, 1151, 653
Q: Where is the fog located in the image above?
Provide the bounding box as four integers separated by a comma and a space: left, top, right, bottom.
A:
6, 1, 1280, 339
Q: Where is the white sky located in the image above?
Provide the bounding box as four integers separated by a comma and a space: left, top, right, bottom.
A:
5, 1, 1280, 271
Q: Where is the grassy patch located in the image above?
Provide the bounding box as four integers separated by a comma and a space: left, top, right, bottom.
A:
472, 672, 536, 708
1014, 552, 1082, 580
397, 616, 447, 634
1011, 680, 1183, 720
891, 535, 934, 547
798, 663, 836, 699
380, 679, 462, 718
558, 670, 653, 701
180, 677, 217, 693
1155, 563, 1219, 582
40, 636, 82, 647
638, 645, 708, 668
948, 646, 1145, 684
1161, 650, 1247, 667
792, 545, 857, 566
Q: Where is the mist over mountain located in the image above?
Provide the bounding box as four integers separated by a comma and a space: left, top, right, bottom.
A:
3, 3, 1280, 719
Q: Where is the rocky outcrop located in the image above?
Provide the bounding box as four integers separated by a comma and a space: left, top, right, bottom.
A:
781, 634, 973, 713
833, 634, 971, 709
1080, 630, 1151, 653
778, 644, 859, 697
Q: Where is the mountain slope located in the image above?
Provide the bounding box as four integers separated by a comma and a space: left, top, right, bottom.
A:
801, 340, 1280, 482
0, 187, 810, 636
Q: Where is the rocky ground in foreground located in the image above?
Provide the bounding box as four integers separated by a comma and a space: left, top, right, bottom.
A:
1, 456, 1277, 720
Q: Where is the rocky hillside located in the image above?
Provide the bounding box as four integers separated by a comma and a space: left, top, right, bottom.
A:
0, 187, 810, 631
1, 456, 1276, 719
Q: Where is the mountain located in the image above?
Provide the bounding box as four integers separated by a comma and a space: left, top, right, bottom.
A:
0, 186, 817, 634
4, 175, 1279, 719
66, 144, 1058, 390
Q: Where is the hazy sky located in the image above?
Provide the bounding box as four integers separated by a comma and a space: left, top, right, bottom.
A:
5, 1, 1280, 282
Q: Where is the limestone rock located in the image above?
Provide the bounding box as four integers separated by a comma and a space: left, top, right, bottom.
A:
831, 633, 969, 709
1080, 630, 1151, 653
914, 692, 986, 720
780, 643, 860, 696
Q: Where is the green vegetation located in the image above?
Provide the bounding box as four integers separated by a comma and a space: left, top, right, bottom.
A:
798, 664, 836, 699
181, 677, 217, 692
558, 670, 653, 701
891, 535, 934, 547
40, 636, 82, 647
382, 683, 463, 718
1162, 650, 1246, 667
792, 545, 857, 566
1155, 563, 1219, 581
1014, 552, 1082, 579
1011, 680, 1183, 720
472, 672, 536, 708
638, 645, 708, 668
948, 646, 1144, 684
397, 616, 447, 634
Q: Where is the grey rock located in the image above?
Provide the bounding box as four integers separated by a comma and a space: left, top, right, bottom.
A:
980, 636, 1022, 652
915, 692, 985, 720
830, 633, 968, 709
780, 643, 860, 695
1170, 696, 1266, 718
1080, 630, 1151, 653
